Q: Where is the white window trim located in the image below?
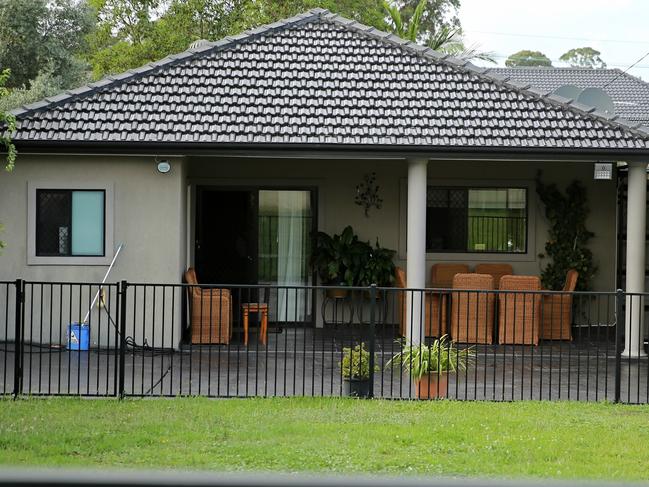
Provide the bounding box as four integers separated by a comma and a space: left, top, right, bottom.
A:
27, 181, 115, 266
398, 178, 536, 263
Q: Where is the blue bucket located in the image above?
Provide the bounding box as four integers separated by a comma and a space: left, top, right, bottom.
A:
67, 323, 90, 351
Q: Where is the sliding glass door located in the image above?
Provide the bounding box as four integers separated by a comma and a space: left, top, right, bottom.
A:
258, 190, 313, 322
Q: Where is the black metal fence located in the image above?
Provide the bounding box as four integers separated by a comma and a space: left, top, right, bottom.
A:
1, 280, 648, 403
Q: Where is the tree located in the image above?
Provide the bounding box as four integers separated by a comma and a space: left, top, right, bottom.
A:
384, 0, 494, 63
0, 0, 94, 89
88, 0, 390, 78
505, 50, 552, 67
560, 47, 606, 69
397, 0, 459, 43
0, 70, 16, 172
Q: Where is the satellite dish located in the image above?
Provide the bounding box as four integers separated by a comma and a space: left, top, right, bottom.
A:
552, 84, 582, 100
577, 87, 615, 115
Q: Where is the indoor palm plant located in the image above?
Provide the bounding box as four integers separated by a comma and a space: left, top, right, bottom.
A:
339, 343, 379, 398
386, 335, 474, 399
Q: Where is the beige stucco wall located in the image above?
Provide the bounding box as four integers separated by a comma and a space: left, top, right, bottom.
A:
0, 154, 187, 346
188, 156, 618, 292
0, 153, 617, 346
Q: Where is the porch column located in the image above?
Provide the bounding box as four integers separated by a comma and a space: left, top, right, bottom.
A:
406, 158, 428, 344
624, 161, 647, 358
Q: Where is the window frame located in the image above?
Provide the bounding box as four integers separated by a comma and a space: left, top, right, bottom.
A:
426, 185, 529, 255
28, 182, 114, 266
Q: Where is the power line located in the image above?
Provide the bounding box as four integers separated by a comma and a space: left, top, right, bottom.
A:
603, 51, 649, 88
484, 53, 649, 70
465, 29, 649, 45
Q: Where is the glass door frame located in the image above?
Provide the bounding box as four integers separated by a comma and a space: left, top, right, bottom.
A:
194, 184, 319, 327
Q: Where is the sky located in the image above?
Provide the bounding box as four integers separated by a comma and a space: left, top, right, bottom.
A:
459, 0, 649, 79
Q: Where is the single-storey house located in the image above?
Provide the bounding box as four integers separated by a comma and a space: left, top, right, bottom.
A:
1, 9, 649, 354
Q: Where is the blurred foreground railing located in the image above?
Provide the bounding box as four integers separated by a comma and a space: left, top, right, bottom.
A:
1, 280, 649, 403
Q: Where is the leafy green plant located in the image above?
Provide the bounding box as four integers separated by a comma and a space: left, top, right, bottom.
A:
358, 239, 396, 287
311, 226, 369, 286
386, 335, 473, 380
536, 173, 596, 290
339, 343, 379, 380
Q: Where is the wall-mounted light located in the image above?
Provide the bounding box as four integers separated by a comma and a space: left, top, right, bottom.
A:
156, 159, 171, 174
594, 162, 612, 180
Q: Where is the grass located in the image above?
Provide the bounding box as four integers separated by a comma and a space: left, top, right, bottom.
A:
1, 397, 649, 480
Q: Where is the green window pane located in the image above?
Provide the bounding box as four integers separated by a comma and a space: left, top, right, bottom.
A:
71, 191, 104, 256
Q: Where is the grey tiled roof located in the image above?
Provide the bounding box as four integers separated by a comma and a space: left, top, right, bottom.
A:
491, 67, 649, 126
9, 9, 649, 151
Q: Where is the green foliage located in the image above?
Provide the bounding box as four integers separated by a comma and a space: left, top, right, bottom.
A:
339, 343, 379, 379
311, 226, 396, 287
87, 0, 389, 78
535, 173, 596, 291
0, 69, 16, 172
384, 0, 494, 63
505, 49, 553, 67
393, 0, 460, 43
386, 335, 474, 380
357, 239, 396, 287
0, 0, 93, 89
560, 47, 606, 69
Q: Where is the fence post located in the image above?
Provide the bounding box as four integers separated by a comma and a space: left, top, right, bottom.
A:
614, 289, 624, 403
118, 280, 128, 399
368, 284, 377, 399
12, 279, 23, 399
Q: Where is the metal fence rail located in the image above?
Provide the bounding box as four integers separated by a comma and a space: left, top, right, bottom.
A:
1, 280, 648, 403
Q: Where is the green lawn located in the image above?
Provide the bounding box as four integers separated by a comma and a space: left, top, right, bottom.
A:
1, 397, 648, 481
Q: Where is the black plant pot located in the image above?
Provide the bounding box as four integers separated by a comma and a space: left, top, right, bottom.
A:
343, 378, 370, 398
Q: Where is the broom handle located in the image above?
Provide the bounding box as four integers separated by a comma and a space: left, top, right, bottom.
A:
82, 243, 125, 324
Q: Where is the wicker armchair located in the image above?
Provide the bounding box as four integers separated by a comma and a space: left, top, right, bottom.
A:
431, 263, 471, 288
184, 268, 232, 344
475, 263, 514, 289
450, 273, 495, 344
498, 275, 542, 345
541, 269, 578, 341
395, 267, 446, 338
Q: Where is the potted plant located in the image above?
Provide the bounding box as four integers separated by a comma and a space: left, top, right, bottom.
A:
339, 343, 379, 397
311, 226, 368, 298
386, 335, 474, 399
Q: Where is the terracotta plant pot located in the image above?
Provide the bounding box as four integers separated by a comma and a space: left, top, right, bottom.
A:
326, 287, 349, 299
415, 372, 448, 399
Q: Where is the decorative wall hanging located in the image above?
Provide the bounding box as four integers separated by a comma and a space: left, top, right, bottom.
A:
355, 172, 382, 217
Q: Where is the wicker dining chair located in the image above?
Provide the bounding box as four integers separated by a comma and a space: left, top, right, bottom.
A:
184, 268, 232, 344
498, 275, 542, 345
450, 273, 495, 344
394, 267, 446, 338
431, 263, 471, 288
474, 263, 514, 290
541, 269, 578, 341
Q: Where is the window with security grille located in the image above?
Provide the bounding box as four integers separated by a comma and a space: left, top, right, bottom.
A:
36, 189, 105, 257
426, 187, 527, 253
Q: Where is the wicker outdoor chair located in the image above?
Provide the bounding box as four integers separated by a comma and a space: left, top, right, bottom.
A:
541, 269, 578, 341
450, 273, 495, 344
431, 263, 471, 288
394, 267, 446, 338
475, 263, 514, 289
498, 275, 542, 345
184, 268, 232, 344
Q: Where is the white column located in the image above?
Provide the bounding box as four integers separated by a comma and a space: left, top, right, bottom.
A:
624, 161, 647, 358
406, 158, 428, 344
